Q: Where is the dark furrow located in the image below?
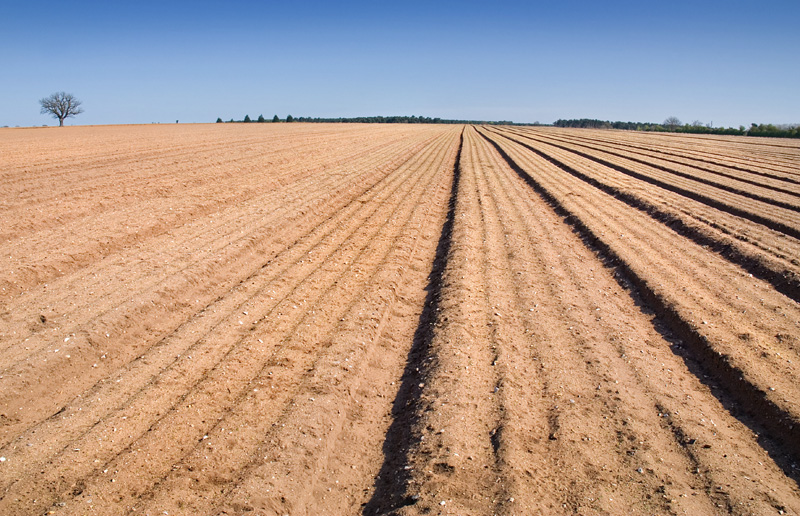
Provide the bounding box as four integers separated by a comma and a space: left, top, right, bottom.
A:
486, 128, 800, 241
193, 134, 461, 516
514, 129, 800, 198
363, 128, 463, 515
484, 128, 800, 302
480, 129, 800, 514
475, 133, 687, 514
478, 128, 800, 469
536, 131, 800, 210
0, 131, 438, 393
642, 131, 800, 152
52, 130, 459, 516
615, 134, 800, 174
0, 133, 456, 506
0, 139, 438, 451
512, 128, 800, 186
0, 156, 408, 480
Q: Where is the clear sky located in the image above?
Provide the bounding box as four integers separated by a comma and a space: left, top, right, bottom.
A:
2, 0, 798, 127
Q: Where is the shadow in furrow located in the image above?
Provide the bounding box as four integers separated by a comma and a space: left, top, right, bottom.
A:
485, 127, 800, 241
363, 129, 463, 515
517, 129, 800, 201
551, 130, 800, 186
484, 128, 800, 303
478, 128, 800, 485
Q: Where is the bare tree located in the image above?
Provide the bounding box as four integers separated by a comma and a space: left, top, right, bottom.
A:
663, 116, 681, 130
39, 92, 83, 126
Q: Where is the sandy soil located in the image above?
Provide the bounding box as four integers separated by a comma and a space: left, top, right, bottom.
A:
0, 123, 798, 515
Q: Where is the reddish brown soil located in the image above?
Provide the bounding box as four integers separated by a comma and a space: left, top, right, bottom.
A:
1, 124, 799, 515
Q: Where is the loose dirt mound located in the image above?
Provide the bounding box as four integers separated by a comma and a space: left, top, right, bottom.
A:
1, 124, 798, 515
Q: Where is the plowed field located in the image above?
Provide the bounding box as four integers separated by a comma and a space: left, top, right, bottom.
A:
1, 123, 799, 515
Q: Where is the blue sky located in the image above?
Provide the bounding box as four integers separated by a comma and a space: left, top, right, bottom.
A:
2, 0, 798, 127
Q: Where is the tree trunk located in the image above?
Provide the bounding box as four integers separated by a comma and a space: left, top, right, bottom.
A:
59, 118, 64, 127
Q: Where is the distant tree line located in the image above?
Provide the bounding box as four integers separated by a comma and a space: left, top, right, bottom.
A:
216, 114, 515, 125
217, 114, 283, 123
291, 115, 515, 125
212, 113, 798, 138
553, 118, 800, 139
745, 123, 800, 138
